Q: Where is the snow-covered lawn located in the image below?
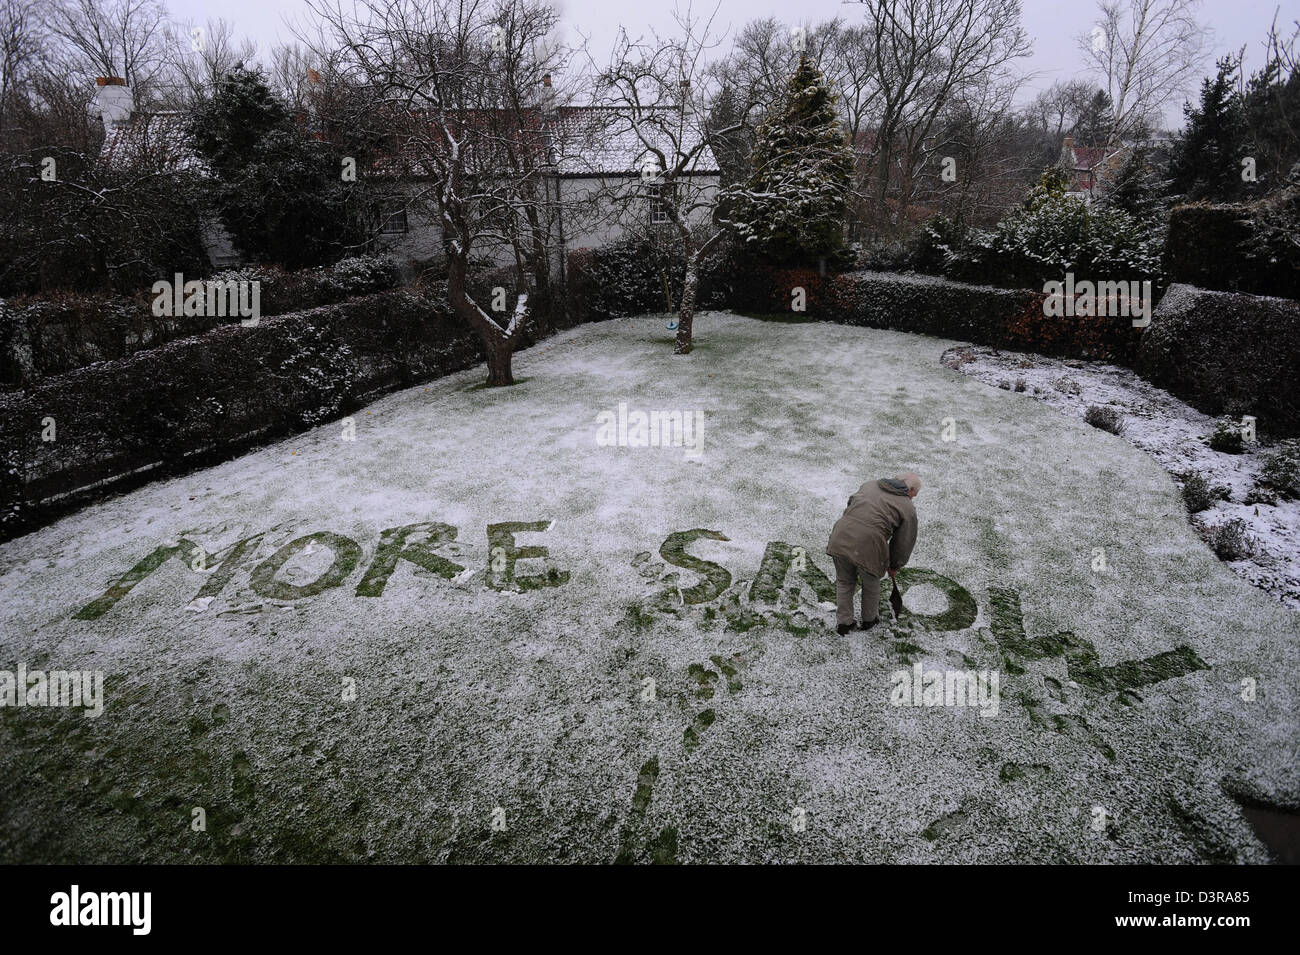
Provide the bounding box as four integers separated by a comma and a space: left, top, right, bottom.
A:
941, 344, 1300, 609
0, 311, 1296, 863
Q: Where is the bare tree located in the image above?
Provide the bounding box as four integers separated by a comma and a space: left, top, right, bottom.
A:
1028, 79, 1098, 139
595, 6, 744, 354
268, 42, 321, 113
930, 71, 1037, 225
0, 0, 44, 138
1078, 0, 1210, 141
159, 17, 258, 107
309, 0, 572, 386
47, 0, 169, 105
850, 0, 1031, 231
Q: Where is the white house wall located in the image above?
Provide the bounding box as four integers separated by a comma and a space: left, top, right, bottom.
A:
373, 173, 721, 275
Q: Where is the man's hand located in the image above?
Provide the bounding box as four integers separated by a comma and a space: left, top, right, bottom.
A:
887, 568, 897, 579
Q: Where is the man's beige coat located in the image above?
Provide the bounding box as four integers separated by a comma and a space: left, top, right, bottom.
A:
826, 479, 918, 577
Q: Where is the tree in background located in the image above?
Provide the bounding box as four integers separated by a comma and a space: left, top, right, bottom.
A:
853, 0, 1031, 231
1239, 17, 1300, 191
0, 147, 208, 294
1167, 56, 1248, 201
186, 66, 372, 269
1078, 0, 1209, 143
1074, 90, 1118, 147
1100, 146, 1168, 221
723, 54, 854, 268
312, 0, 572, 385
596, 6, 747, 355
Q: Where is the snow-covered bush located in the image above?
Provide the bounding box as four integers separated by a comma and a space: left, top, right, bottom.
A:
1259, 439, 1300, 498
1164, 184, 1300, 299
0, 293, 221, 385
1208, 417, 1245, 453
0, 288, 482, 538
1084, 405, 1124, 434
1201, 518, 1255, 561
1136, 284, 1300, 437
1179, 471, 1226, 513
210, 258, 401, 317
316, 255, 401, 299
945, 189, 1162, 291
568, 234, 733, 321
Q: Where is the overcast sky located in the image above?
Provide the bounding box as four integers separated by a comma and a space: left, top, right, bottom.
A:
163, 0, 1293, 127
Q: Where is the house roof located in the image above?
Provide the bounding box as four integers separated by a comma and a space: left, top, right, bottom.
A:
547, 106, 718, 177
99, 112, 204, 172
99, 104, 719, 181
1059, 138, 1129, 194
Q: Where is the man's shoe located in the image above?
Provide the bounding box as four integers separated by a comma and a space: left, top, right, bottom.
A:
836, 623, 852, 636
856, 618, 879, 631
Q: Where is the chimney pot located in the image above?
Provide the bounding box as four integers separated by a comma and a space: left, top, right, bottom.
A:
96, 76, 126, 86
542, 73, 552, 87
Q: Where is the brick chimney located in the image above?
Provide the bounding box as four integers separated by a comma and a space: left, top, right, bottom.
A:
92, 77, 133, 128
540, 73, 555, 118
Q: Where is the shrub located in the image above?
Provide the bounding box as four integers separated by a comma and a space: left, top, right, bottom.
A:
1164, 185, 1300, 299
568, 233, 735, 322
1179, 471, 1224, 512
0, 288, 482, 539
943, 191, 1162, 292
1136, 285, 1300, 436
1208, 417, 1245, 453
1054, 376, 1082, 396
210, 255, 401, 317
1084, 405, 1124, 434
0, 256, 405, 387
1201, 518, 1255, 561
1259, 439, 1300, 498
824, 271, 1036, 342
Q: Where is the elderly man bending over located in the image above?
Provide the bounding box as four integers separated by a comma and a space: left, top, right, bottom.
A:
825, 472, 920, 635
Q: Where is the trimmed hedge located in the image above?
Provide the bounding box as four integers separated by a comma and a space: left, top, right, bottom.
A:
1, 288, 482, 539
1164, 188, 1300, 299
565, 234, 735, 323
0, 255, 402, 387
735, 267, 1145, 362
1135, 283, 1300, 436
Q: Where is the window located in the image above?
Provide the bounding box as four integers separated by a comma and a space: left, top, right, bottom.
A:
380, 198, 408, 235
646, 182, 674, 224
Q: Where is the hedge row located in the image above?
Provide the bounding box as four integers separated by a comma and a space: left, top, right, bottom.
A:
1164, 187, 1300, 299
1136, 284, 1300, 436
565, 235, 735, 323
735, 267, 1145, 362
1, 288, 482, 540
0, 255, 402, 386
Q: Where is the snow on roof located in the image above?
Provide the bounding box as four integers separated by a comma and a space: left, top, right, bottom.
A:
98, 112, 204, 173
548, 106, 718, 177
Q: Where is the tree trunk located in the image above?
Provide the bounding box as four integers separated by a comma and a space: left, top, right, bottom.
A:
448, 252, 517, 387
485, 337, 515, 386
675, 254, 699, 355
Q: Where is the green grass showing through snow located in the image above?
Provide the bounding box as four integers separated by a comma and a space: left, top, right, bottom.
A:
0, 312, 1296, 863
